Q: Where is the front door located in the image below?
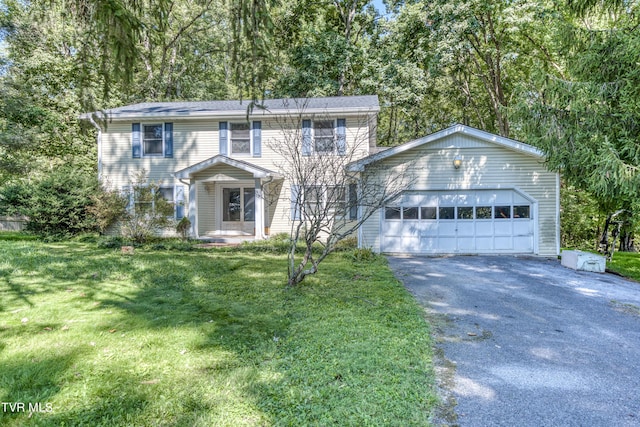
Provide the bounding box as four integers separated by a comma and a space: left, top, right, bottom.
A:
220, 186, 255, 235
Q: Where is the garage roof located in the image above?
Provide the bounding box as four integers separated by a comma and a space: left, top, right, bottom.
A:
347, 124, 544, 172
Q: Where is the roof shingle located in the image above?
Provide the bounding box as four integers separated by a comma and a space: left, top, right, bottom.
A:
89, 95, 379, 120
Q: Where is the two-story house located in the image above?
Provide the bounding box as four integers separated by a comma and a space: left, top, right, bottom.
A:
85, 95, 560, 256
86, 96, 379, 241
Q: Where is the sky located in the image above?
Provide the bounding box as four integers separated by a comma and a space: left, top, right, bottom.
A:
372, 0, 387, 15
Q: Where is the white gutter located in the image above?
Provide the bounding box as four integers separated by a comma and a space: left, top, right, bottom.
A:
95, 108, 380, 122
86, 115, 103, 179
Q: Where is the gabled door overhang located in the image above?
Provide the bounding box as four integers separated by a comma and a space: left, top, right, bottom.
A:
173, 155, 281, 239
174, 154, 281, 180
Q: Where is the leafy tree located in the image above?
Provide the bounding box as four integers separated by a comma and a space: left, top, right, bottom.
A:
512, 3, 640, 251
421, 0, 554, 137
0, 0, 96, 183
23, 0, 277, 106
560, 184, 603, 250
271, 0, 378, 98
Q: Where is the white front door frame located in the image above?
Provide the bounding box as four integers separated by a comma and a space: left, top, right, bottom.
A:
216, 181, 256, 235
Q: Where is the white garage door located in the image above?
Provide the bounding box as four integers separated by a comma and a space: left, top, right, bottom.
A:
381, 190, 535, 254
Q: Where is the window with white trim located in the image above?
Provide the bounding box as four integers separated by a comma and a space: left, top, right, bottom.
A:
301, 185, 348, 217
301, 118, 346, 156
230, 122, 251, 154
313, 120, 335, 153
143, 124, 164, 156
130, 185, 178, 219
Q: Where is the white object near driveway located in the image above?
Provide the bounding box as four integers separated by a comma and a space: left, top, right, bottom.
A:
561, 250, 606, 273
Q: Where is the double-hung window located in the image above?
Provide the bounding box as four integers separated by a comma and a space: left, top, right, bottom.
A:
143, 124, 164, 156
218, 121, 261, 157
128, 185, 184, 220
313, 120, 335, 153
293, 185, 352, 220
302, 118, 346, 156
303, 185, 346, 215
132, 122, 173, 158
230, 123, 251, 155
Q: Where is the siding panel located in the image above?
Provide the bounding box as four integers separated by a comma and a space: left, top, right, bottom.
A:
101, 112, 381, 239
360, 135, 558, 256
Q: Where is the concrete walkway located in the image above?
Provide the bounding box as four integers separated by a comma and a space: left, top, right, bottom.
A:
388, 255, 640, 426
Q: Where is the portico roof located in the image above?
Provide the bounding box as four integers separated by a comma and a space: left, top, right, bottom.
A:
174, 155, 281, 180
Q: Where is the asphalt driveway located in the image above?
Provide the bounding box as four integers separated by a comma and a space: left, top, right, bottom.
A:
388, 255, 640, 427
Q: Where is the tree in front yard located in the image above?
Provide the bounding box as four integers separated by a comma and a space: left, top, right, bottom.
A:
268, 107, 414, 287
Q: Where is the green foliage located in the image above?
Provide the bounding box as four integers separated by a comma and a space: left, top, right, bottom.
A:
560, 184, 602, 250
350, 247, 378, 262
0, 0, 96, 183
176, 216, 191, 240
0, 239, 436, 426
0, 181, 29, 215
89, 183, 129, 233
119, 172, 175, 245
512, 4, 640, 245
335, 236, 358, 251
2, 167, 101, 237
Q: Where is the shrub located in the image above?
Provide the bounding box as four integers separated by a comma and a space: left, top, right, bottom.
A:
176, 216, 191, 240
351, 247, 378, 262
335, 236, 358, 251
119, 172, 175, 244
0, 182, 29, 216
89, 183, 128, 233
3, 167, 102, 237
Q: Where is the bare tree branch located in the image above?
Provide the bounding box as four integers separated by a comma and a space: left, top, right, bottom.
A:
266, 100, 415, 286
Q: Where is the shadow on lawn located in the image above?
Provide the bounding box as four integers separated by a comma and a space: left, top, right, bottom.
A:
2, 243, 294, 424
0, 349, 78, 424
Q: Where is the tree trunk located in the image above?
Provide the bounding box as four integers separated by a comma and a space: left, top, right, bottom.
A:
619, 232, 634, 252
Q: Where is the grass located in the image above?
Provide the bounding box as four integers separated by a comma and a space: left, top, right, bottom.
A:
0, 232, 436, 426
607, 251, 640, 282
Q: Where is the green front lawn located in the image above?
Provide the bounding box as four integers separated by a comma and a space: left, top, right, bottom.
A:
0, 234, 436, 426
608, 251, 640, 282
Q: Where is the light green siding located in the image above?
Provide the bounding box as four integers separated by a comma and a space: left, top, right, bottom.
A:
100, 115, 374, 237
360, 134, 559, 256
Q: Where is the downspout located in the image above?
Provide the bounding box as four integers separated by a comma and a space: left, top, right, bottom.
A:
179, 177, 195, 238
556, 173, 561, 256
260, 176, 275, 239
86, 115, 103, 180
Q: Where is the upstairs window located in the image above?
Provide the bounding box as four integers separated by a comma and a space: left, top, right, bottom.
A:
132, 123, 173, 158
143, 124, 164, 156
314, 120, 335, 153
230, 123, 251, 154
218, 121, 261, 157
302, 118, 346, 156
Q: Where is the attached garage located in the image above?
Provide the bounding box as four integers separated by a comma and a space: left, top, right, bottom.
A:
349, 124, 560, 256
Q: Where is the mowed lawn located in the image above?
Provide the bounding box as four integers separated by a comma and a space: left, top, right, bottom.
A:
607, 251, 640, 282
0, 234, 436, 426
